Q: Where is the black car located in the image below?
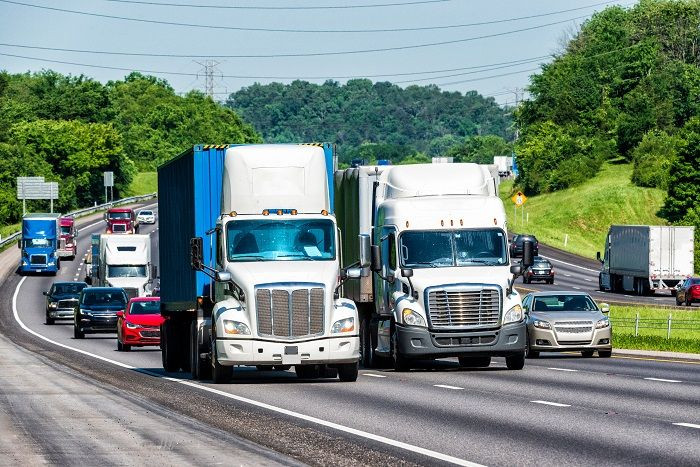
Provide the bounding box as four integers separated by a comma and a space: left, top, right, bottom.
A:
74, 287, 128, 339
523, 257, 554, 284
43, 281, 88, 325
510, 234, 539, 258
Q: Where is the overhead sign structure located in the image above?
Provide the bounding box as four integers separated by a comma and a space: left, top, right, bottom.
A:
16, 176, 59, 214
511, 191, 527, 206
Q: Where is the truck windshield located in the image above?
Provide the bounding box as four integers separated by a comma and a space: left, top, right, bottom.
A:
226, 219, 336, 261
107, 265, 147, 277
60, 226, 72, 235
400, 229, 507, 268
24, 238, 52, 247
108, 212, 131, 219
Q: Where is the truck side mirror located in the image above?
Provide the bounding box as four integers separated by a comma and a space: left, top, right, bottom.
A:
358, 234, 371, 268
216, 271, 231, 282
522, 240, 534, 268
510, 264, 522, 277
600, 303, 610, 313
190, 237, 203, 270
370, 244, 382, 272
401, 268, 413, 278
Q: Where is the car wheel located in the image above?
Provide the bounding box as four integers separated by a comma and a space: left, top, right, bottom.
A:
73, 325, 84, 339
581, 350, 595, 358
458, 356, 491, 368
598, 350, 612, 358
549, 279, 555, 285
505, 352, 525, 370
525, 345, 539, 359
338, 362, 359, 382
117, 340, 123, 351
45, 314, 54, 325
122, 344, 131, 352
676, 295, 682, 306
391, 326, 411, 372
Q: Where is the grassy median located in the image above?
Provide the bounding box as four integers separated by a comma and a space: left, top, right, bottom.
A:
608, 304, 700, 354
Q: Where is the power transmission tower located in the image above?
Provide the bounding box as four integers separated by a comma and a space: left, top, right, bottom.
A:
195, 59, 220, 99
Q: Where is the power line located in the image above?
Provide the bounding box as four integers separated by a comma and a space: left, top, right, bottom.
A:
99, 0, 455, 10
0, 14, 598, 58
435, 67, 539, 87
0, 0, 618, 34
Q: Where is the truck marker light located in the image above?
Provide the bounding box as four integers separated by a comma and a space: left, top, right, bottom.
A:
441, 220, 444, 226
277, 210, 283, 216
291, 209, 298, 215
405, 221, 409, 228
460, 219, 463, 226
321, 210, 328, 216
262, 210, 270, 216
494, 218, 497, 225
450, 219, 454, 226
229, 211, 237, 217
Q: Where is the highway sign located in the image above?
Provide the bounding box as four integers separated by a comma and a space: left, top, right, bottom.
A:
511, 191, 527, 206
104, 171, 114, 187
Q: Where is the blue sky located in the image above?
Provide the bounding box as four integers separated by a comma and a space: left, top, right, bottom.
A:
0, 0, 634, 104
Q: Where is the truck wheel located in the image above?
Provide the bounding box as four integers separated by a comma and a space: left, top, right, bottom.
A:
295, 365, 320, 379
190, 320, 211, 380
161, 321, 181, 372
73, 325, 84, 339
458, 356, 491, 368
505, 352, 525, 370
211, 343, 233, 384
359, 316, 376, 369
338, 362, 359, 382
391, 327, 411, 372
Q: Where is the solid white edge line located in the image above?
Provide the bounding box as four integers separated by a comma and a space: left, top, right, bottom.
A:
673, 422, 700, 429
644, 377, 682, 383
434, 384, 463, 390
11, 276, 482, 467
547, 367, 578, 372
530, 400, 571, 407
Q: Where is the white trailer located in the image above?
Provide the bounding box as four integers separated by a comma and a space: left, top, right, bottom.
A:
98, 234, 154, 299
335, 163, 529, 371
493, 156, 513, 176
598, 225, 695, 295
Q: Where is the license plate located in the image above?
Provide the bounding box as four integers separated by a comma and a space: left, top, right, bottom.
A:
282, 346, 301, 365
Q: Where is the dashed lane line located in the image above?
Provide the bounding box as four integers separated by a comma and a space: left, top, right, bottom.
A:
530, 400, 571, 407
547, 367, 578, 372
644, 377, 682, 383
11, 276, 482, 467
434, 384, 463, 390
362, 373, 387, 378
673, 423, 700, 429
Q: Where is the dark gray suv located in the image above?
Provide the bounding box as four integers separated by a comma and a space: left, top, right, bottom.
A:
74, 287, 127, 339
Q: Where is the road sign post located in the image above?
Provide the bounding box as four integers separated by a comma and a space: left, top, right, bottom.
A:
510, 191, 527, 226
17, 176, 58, 214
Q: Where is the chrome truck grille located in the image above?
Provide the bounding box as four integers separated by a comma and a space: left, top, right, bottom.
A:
426, 286, 501, 328
256, 286, 324, 338
30, 254, 47, 265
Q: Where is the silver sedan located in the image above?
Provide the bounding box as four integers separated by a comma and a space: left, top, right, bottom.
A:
522, 291, 612, 358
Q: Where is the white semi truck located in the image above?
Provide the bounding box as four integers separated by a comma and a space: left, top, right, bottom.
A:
335, 163, 533, 371
597, 225, 695, 295
97, 234, 154, 299
158, 143, 362, 383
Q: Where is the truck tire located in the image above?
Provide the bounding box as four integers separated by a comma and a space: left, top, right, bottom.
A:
190, 320, 211, 380
505, 352, 525, 370
458, 356, 491, 368
391, 327, 411, 372
162, 320, 182, 372
211, 343, 233, 383
359, 316, 377, 369
338, 362, 359, 382
295, 365, 320, 379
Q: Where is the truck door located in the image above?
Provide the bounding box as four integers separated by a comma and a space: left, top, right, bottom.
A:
600, 233, 611, 290
374, 227, 397, 316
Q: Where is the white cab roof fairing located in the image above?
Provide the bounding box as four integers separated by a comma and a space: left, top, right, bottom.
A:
222, 145, 329, 215
377, 195, 507, 232
378, 163, 493, 200
102, 234, 150, 265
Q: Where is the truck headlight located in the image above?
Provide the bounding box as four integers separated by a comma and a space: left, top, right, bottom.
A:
402, 308, 426, 327
331, 317, 355, 333
595, 318, 610, 329
223, 320, 250, 335
533, 319, 551, 329
503, 305, 523, 324
48, 302, 57, 309
126, 321, 142, 329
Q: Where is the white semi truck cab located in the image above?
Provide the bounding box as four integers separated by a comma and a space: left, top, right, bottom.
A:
336, 163, 533, 371
98, 234, 154, 299
159, 143, 362, 383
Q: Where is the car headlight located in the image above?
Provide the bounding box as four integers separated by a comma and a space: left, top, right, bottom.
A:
331, 317, 355, 333
503, 304, 523, 324
223, 320, 251, 335
48, 302, 58, 309
126, 321, 142, 329
595, 318, 610, 329
533, 319, 551, 329
402, 308, 426, 327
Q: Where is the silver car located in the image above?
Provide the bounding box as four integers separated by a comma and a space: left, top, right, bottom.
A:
522, 291, 612, 358
136, 209, 156, 224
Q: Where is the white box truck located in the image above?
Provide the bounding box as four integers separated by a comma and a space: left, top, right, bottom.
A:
597, 225, 695, 295
335, 163, 531, 371
98, 234, 154, 299
158, 143, 362, 383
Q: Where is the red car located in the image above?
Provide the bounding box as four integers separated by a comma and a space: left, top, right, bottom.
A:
676, 277, 700, 306
116, 297, 163, 351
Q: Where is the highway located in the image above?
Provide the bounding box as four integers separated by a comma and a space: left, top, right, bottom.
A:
1, 208, 699, 465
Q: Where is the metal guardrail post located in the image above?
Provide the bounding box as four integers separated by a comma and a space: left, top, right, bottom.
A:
635, 312, 639, 337
667, 313, 672, 339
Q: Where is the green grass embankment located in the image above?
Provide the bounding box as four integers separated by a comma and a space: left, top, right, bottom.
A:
126, 172, 157, 197
500, 162, 667, 259
609, 305, 700, 354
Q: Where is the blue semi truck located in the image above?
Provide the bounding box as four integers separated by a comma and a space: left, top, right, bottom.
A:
19, 213, 61, 275
158, 143, 363, 382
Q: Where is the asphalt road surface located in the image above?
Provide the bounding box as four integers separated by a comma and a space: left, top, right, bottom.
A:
2, 206, 699, 465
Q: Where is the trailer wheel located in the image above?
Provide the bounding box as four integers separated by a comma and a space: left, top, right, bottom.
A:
359, 316, 377, 369
161, 320, 181, 372
338, 362, 359, 382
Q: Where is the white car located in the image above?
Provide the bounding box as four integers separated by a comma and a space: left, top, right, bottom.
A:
136, 210, 156, 224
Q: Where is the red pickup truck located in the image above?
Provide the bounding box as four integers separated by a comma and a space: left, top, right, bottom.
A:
58, 216, 77, 259
105, 208, 139, 234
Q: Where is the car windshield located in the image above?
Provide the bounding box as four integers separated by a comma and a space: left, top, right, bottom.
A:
690, 279, 700, 285
82, 291, 126, 307
52, 283, 86, 295
139, 211, 152, 216
107, 265, 147, 277
109, 212, 131, 219
24, 238, 51, 247
533, 259, 551, 267
129, 300, 160, 315
60, 226, 72, 235
532, 295, 598, 312
226, 219, 336, 262
400, 229, 508, 268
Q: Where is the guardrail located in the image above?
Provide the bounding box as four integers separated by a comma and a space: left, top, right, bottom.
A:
0, 193, 157, 250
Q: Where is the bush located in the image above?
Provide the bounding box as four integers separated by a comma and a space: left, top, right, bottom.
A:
631, 130, 681, 189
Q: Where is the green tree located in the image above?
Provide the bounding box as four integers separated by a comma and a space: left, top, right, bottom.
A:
631, 130, 682, 189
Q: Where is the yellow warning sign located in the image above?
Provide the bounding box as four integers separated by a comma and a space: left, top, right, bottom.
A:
511, 191, 527, 206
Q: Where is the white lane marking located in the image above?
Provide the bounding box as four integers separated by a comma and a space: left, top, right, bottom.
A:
12, 277, 481, 467
572, 287, 581, 290
434, 384, 463, 390
623, 295, 632, 298
540, 255, 598, 273
644, 377, 682, 383
547, 367, 578, 372
674, 423, 700, 429
584, 278, 592, 282
564, 274, 572, 277
530, 400, 571, 407
362, 373, 387, 378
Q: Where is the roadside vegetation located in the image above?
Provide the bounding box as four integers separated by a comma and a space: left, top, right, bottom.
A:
609, 304, 700, 354
126, 172, 157, 197
500, 162, 666, 258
